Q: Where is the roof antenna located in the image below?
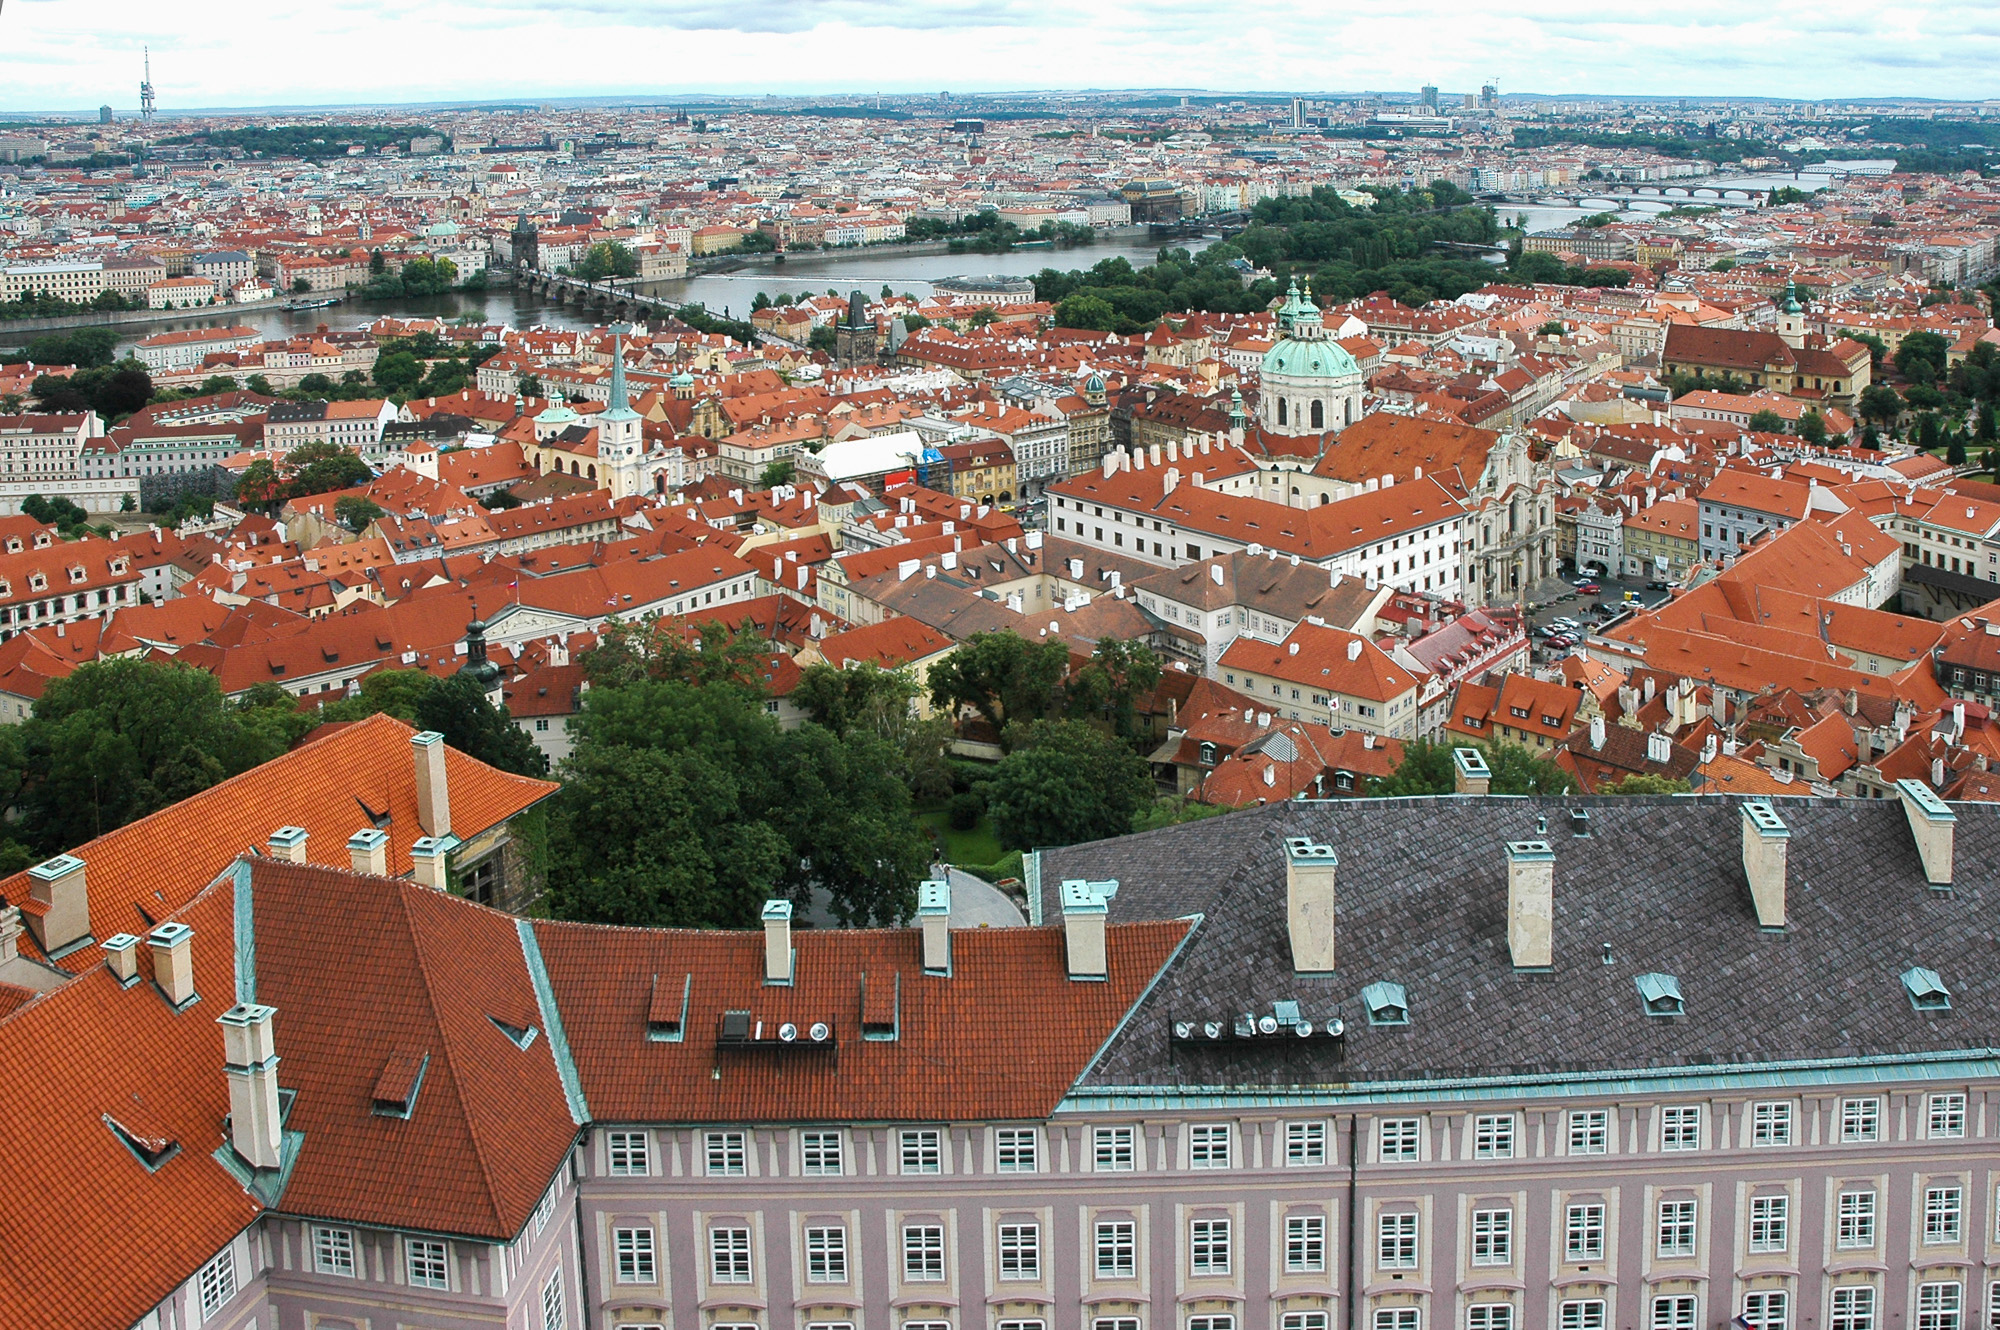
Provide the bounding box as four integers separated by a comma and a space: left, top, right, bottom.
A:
1601, 942, 1614, 966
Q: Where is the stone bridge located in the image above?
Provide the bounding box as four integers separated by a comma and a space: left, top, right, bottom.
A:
513, 268, 688, 321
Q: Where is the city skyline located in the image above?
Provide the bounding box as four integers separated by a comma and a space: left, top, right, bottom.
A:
3, 0, 1999, 112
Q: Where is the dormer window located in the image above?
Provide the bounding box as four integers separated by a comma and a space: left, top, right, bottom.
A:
1636, 972, 1685, 1017
67, 566, 86, 585
1360, 981, 1409, 1027
1902, 966, 1952, 1012
27, 573, 45, 593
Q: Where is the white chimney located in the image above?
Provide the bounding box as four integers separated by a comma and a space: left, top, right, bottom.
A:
1647, 730, 1672, 765
1505, 839, 1555, 969
1896, 778, 1955, 887
1210, 563, 1225, 586
266, 827, 309, 864
100, 931, 140, 986
1060, 879, 1110, 980
1740, 801, 1789, 930
348, 828, 389, 876
217, 1002, 284, 1170
1452, 747, 1491, 795
1346, 639, 1363, 661
1284, 838, 1338, 975
898, 558, 920, 581
24, 854, 89, 956
763, 898, 793, 984
148, 921, 196, 1009
412, 730, 451, 840
917, 879, 952, 975
411, 837, 449, 891
1590, 715, 1606, 751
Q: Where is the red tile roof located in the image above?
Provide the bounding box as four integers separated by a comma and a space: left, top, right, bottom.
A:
0, 713, 556, 972
535, 915, 1190, 1123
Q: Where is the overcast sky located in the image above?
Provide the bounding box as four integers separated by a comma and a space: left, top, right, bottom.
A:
3, 0, 1997, 113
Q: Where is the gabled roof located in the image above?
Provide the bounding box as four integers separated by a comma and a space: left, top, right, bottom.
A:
0, 714, 556, 972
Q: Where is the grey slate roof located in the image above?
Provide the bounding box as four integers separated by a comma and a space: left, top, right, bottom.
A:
1038, 794, 2000, 1090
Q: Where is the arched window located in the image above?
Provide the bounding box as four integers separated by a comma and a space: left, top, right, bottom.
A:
1346, 398, 1354, 425
1277, 398, 1288, 426
1311, 400, 1324, 429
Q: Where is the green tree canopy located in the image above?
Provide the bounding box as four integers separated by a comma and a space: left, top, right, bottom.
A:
1368, 739, 1576, 798
983, 718, 1157, 851
1601, 774, 1691, 795
1746, 409, 1789, 434
927, 631, 1072, 734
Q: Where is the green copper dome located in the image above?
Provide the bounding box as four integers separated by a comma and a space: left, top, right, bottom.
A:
534, 389, 579, 428
1262, 338, 1359, 380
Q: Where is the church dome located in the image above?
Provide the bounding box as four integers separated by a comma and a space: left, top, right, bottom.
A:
1083, 372, 1105, 394
1262, 338, 1359, 381
534, 390, 579, 427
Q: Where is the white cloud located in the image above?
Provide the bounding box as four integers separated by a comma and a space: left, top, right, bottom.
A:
0, 0, 1995, 110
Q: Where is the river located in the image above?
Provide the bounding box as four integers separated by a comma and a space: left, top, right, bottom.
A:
113, 233, 1212, 351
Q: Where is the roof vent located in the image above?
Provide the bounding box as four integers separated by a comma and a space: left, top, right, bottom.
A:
1901, 966, 1952, 1012
762, 898, 793, 985
1360, 980, 1409, 1026
1635, 972, 1684, 1017
917, 879, 952, 976
103, 1096, 181, 1173
1570, 808, 1591, 837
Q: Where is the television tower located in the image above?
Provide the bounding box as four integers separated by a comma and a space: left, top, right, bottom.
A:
140, 48, 156, 121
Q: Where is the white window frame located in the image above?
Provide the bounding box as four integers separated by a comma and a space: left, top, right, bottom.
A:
1287, 1119, 1328, 1165
709, 1226, 752, 1283
1189, 1319, 1236, 1330
1657, 1199, 1697, 1258
406, 1236, 449, 1291
705, 1129, 747, 1176
901, 1127, 943, 1174
1830, 1286, 1876, 1330
1837, 1190, 1876, 1249
805, 1226, 847, 1284
1473, 1114, 1516, 1159
1918, 1283, 1963, 1330
1929, 1094, 1967, 1139
1378, 1211, 1419, 1270
1565, 1203, 1605, 1262
1376, 1308, 1421, 1330
312, 1225, 356, 1278
1925, 1186, 1963, 1245
1095, 1219, 1136, 1278
1743, 1291, 1789, 1330
1190, 1217, 1231, 1276
1561, 1301, 1606, 1330
903, 1224, 945, 1281
1840, 1098, 1880, 1143
1471, 1209, 1513, 1266
1284, 1315, 1331, 1330
1379, 1117, 1421, 1161
1567, 1109, 1609, 1155
1098, 1320, 1144, 1330
607, 1130, 650, 1176
998, 1222, 1041, 1281
1189, 1123, 1233, 1169
1660, 1105, 1701, 1151
1749, 1195, 1789, 1253
197, 1248, 237, 1320
1751, 1102, 1793, 1146
1286, 1213, 1327, 1273
1094, 1125, 1137, 1171
801, 1129, 843, 1176
1651, 1295, 1698, 1330
996, 1127, 1039, 1173
543, 1269, 566, 1330
615, 1227, 657, 1285
1468, 1306, 1515, 1330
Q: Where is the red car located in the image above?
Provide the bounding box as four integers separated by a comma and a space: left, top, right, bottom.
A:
1577, 582, 1602, 595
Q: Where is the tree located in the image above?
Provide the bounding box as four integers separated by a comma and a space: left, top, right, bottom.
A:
22, 493, 91, 536
1857, 384, 1903, 426
1797, 410, 1828, 445
198, 375, 240, 396
1063, 638, 1162, 740
244, 374, 274, 397
333, 495, 385, 533
1600, 774, 1691, 795
320, 668, 441, 724
293, 278, 312, 293
1948, 434, 1969, 467
576, 242, 640, 282
414, 674, 549, 778
518, 373, 544, 398
235, 458, 281, 509
1920, 414, 1942, 452
984, 719, 1156, 851
1056, 291, 1119, 331
1851, 331, 1888, 368
284, 441, 371, 497
927, 631, 1071, 735
794, 662, 952, 804
1368, 739, 1575, 797
11, 659, 306, 851
369, 249, 387, 276
372, 348, 424, 394
1746, 409, 1789, 434
759, 460, 796, 489
1896, 331, 1949, 386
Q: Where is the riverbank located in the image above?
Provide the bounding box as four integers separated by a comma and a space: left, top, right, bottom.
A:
686, 222, 1181, 278
0, 298, 348, 341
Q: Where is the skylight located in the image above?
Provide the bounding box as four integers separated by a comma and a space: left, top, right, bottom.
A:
1360, 981, 1410, 1026
1901, 966, 1952, 1012
489, 1016, 539, 1050
1635, 972, 1685, 1018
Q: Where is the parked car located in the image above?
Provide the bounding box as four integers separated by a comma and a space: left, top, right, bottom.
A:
1578, 583, 1602, 595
